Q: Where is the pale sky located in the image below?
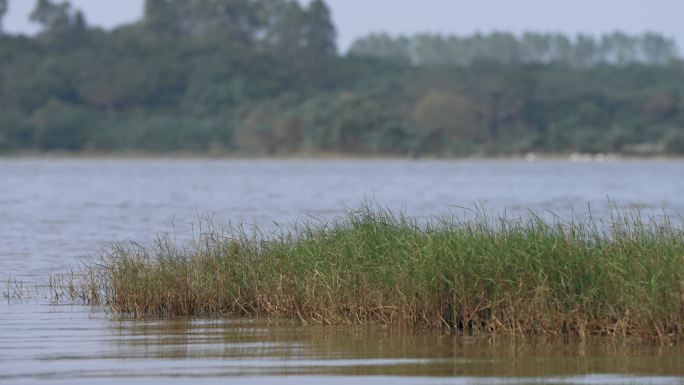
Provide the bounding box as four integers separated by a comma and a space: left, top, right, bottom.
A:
3, 0, 682, 52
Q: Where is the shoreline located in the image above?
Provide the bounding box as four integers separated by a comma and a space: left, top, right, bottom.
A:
1, 150, 683, 162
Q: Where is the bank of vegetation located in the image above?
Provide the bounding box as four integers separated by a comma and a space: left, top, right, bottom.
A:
1, 0, 684, 156
71, 206, 684, 341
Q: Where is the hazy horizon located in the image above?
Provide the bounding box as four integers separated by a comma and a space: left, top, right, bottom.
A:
3, 0, 683, 52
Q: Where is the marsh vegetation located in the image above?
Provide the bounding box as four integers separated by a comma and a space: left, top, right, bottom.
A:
67, 205, 684, 342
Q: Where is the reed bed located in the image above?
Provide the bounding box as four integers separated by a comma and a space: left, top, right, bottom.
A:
76, 205, 684, 340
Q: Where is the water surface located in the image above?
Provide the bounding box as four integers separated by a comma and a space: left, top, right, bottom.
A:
2, 158, 683, 384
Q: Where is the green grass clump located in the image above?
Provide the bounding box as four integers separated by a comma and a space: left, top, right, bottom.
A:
80, 205, 684, 340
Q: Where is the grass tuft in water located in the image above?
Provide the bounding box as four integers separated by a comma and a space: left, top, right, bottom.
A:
75, 204, 684, 340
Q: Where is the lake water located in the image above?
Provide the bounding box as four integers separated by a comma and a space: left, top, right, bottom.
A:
2, 158, 684, 384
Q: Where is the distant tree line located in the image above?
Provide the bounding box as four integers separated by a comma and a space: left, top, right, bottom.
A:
349, 32, 679, 67
0, 0, 683, 156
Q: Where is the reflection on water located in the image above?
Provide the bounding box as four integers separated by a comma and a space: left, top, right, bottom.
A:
2, 303, 684, 384
2, 159, 684, 384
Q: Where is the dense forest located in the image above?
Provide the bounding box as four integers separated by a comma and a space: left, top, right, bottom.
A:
1, 0, 683, 156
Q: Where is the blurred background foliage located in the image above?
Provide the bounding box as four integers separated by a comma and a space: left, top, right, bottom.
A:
0, 0, 683, 156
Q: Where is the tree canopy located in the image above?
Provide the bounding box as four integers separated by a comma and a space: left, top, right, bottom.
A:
0, 0, 8, 34
0, 0, 682, 156
350, 32, 679, 67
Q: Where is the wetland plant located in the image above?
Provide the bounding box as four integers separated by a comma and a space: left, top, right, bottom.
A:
71, 205, 684, 341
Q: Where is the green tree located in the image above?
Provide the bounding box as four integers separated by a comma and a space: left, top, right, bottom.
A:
601, 32, 638, 65
268, 1, 306, 58
3, 3, 684, 157
297, 0, 336, 86
304, 0, 336, 59
145, 0, 272, 44
413, 90, 477, 153
144, 0, 180, 36
0, 0, 8, 34
572, 34, 598, 67
31, 0, 74, 32
641, 32, 677, 65
30, 0, 87, 47
463, 69, 533, 143
349, 33, 411, 63
520, 33, 551, 63
182, 0, 260, 43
